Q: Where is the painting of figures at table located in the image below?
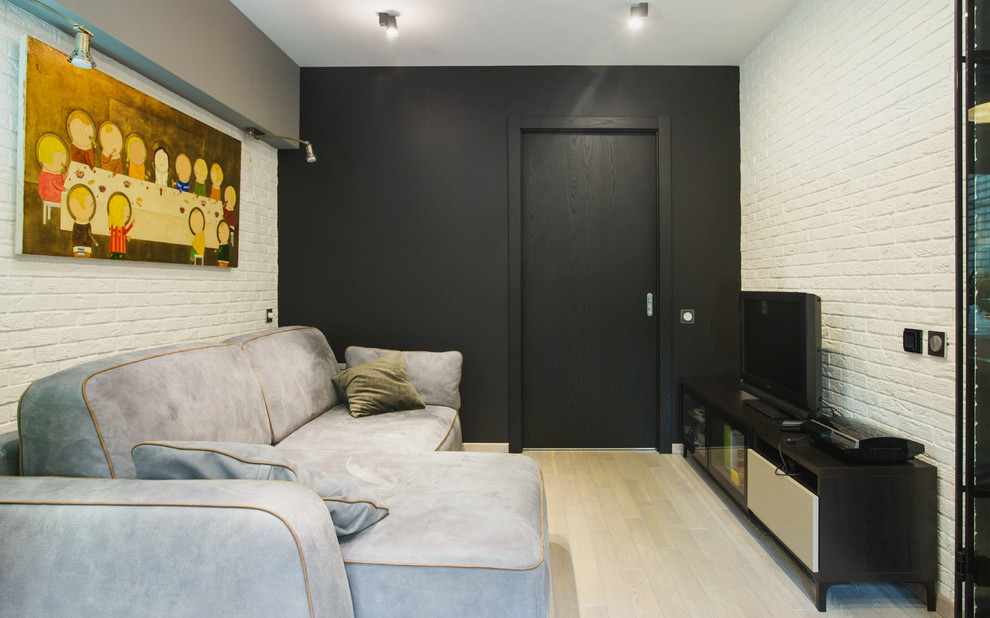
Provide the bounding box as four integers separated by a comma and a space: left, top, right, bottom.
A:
17, 36, 241, 267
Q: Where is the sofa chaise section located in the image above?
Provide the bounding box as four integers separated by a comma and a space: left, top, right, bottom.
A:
278, 450, 551, 617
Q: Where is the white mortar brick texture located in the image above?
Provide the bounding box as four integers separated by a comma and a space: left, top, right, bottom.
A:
0, 1, 279, 434
741, 0, 955, 601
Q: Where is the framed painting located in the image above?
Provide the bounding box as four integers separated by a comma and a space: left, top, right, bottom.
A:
16, 36, 241, 267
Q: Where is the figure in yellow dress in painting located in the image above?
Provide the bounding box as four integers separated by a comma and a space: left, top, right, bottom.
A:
126, 134, 148, 181
188, 207, 206, 264
107, 192, 135, 260
209, 163, 223, 201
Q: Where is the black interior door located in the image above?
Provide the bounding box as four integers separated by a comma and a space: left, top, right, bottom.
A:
520, 129, 659, 448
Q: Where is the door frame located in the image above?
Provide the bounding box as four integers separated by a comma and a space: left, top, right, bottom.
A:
507, 116, 673, 453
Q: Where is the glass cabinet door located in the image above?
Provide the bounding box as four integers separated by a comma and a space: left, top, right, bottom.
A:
707, 411, 747, 508
682, 389, 708, 468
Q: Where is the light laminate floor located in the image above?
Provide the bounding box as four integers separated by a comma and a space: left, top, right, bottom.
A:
523, 450, 937, 618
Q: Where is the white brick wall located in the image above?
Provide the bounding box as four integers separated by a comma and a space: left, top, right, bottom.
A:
0, 2, 279, 434
741, 0, 955, 601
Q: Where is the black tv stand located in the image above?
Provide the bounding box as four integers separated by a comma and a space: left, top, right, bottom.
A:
681, 379, 937, 612
743, 398, 789, 420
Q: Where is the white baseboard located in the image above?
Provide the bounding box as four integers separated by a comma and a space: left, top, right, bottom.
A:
463, 442, 509, 453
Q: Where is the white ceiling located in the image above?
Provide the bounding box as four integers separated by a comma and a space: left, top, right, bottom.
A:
229, 0, 801, 67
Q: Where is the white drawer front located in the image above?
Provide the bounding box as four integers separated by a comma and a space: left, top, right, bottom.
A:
747, 449, 819, 572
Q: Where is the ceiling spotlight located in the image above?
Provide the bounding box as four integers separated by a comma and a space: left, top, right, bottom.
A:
629, 3, 648, 30
378, 11, 398, 38
247, 129, 317, 164
67, 24, 95, 69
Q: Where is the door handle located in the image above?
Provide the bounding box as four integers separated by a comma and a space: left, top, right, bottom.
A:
647, 293, 654, 317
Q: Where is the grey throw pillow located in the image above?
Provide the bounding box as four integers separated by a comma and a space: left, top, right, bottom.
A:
331, 351, 426, 418
132, 441, 388, 536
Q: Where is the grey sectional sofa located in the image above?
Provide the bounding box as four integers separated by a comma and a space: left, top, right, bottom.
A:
0, 326, 550, 617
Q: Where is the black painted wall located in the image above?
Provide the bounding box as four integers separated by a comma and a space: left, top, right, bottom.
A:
278, 66, 741, 451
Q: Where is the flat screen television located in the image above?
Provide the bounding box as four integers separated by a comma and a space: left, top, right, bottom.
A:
739, 291, 822, 420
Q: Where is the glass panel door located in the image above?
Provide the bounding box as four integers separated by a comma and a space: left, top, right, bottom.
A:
707, 411, 747, 507
963, 1, 990, 613
682, 389, 707, 468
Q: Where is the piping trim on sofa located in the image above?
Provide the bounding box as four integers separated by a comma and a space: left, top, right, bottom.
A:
0, 497, 319, 617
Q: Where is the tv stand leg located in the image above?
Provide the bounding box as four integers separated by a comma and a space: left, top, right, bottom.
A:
814, 582, 831, 612
924, 581, 937, 611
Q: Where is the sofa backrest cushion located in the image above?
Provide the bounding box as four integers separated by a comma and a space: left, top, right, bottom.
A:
224, 327, 342, 442
18, 343, 272, 479
344, 347, 462, 410
132, 440, 389, 536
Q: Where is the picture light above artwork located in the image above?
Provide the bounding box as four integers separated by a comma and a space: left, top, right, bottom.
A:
246, 128, 317, 163
20, 0, 95, 69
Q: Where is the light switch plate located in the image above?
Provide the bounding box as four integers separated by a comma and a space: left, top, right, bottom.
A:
928, 331, 946, 357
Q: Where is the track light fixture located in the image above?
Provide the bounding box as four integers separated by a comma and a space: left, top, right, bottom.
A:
22, 0, 96, 68
378, 11, 398, 38
67, 24, 95, 69
629, 3, 649, 30
247, 129, 317, 163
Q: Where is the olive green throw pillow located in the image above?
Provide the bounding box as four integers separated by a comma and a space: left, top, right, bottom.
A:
332, 351, 426, 418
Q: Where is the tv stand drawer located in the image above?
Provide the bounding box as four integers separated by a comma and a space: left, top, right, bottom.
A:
747, 449, 819, 572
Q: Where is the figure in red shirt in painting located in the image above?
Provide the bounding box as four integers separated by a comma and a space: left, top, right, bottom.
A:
35, 133, 68, 223
107, 192, 135, 260
66, 110, 96, 170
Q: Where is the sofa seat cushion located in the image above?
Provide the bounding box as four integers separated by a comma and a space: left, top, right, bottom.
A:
131, 441, 389, 536
275, 404, 462, 453
277, 451, 550, 618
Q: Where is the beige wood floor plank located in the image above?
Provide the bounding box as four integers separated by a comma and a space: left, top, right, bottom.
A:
564, 506, 606, 607
578, 605, 609, 618
600, 458, 641, 518
573, 461, 608, 529
589, 527, 638, 618
621, 568, 664, 618
594, 488, 642, 571
585, 451, 611, 490
625, 516, 694, 616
